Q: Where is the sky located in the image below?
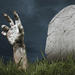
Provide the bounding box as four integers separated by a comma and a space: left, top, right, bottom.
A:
0, 0, 75, 62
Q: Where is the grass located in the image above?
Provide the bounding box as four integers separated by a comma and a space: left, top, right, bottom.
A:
0, 55, 75, 75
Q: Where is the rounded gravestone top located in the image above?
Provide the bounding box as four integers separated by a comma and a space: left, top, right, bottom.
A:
45, 5, 75, 60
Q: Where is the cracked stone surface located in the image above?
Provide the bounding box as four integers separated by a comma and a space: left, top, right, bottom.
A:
45, 5, 75, 60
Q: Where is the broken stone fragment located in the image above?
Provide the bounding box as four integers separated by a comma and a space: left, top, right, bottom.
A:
45, 5, 75, 60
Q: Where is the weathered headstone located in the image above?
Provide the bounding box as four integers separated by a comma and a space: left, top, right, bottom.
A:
45, 5, 75, 60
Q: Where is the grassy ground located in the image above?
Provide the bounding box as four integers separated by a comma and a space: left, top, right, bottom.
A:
0, 55, 75, 75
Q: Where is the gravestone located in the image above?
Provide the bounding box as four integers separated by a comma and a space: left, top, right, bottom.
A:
45, 5, 75, 60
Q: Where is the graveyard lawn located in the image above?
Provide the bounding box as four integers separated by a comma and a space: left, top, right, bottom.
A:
0, 55, 75, 75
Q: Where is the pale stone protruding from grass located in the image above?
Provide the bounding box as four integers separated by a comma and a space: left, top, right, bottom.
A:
45, 5, 75, 60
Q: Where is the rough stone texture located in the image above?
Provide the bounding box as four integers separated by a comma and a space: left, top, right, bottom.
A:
45, 5, 75, 60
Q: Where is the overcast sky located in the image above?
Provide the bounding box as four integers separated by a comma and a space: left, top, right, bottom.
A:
0, 0, 75, 62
